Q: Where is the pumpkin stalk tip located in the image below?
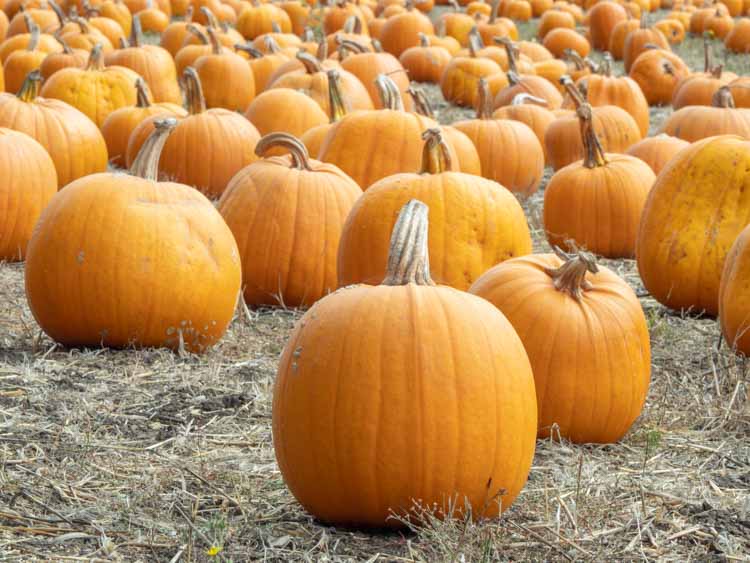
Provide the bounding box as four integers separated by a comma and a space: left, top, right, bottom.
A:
382, 200, 435, 287
17, 70, 42, 101
182, 67, 207, 114
255, 132, 313, 171
544, 248, 598, 301
577, 103, 607, 169
420, 128, 452, 175
130, 118, 178, 181
476, 77, 493, 119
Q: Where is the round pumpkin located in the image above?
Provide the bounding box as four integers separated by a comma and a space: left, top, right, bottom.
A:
379, 5, 434, 57
622, 14, 670, 73
245, 87, 328, 140
469, 250, 651, 443
39, 36, 87, 81
492, 93, 556, 163
588, 1, 628, 51
25, 118, 241, 352
719, 225, 750, 355
628, 48, 689, 106
625, 134, 690, 175
662, 87, 750, 143
273, 198, 537, 527
399, 33, 451, 83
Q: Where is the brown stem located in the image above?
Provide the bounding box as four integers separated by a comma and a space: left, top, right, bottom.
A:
207, 26, 223, 54
489, 0, 499, 23
639, 12, 647, 28
255, 132, 313, 170
186, 24, 209, 44
543, 249, 599, 301
129, 14, 142, 47
264, 35, 281, 54
407, 85, 435, 118
467, 26, 483, 56
375, 74, 405, 111
326, 69, 349, 123
382, 199, 435, 286
302, 27, 315, 42
71, 16, 91, 34
711, 64, 724, 79
496, 36, 518, 75
86, 44, 105, 71
599, 52, 613, 76
563, 48, 586, 70
577, 103, 607, 169
512, 93, 548, 106
27, 20, 40, 51
337, 37, 368, 53
297, 50, 322, 73
371, 38, 383, 53
316, 38, 328, 61
561, 75, 586, 108
235, 43, 263, 58
271, 21, 281, 33
54, 34, 73, 54
420, 128, 452, 174
200, 6, 220, 29
184, 5, 193, 22
703, 33, 712, 73
17, 70, 42, 101
182, 67, 206, 114
712, 86, 735, 108
135, 78, 151, 107
418, 32, 429, 47
130, 118, 178, 180
49, 0, 67, 26
662, 60, 675, 75
476, 77, 493, 119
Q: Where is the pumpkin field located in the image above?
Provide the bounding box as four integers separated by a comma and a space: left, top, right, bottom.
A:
0, 0, 749, 559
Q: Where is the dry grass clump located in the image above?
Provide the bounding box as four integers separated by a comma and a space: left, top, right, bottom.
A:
1, 19, 749, 563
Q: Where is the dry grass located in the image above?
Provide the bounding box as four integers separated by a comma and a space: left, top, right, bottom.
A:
1, 17, 750, 563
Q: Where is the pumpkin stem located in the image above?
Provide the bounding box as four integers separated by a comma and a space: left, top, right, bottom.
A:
371, 38, 383, 53
271, 21, 281, 33
49, 0, 67, 27
182, 67, 206, 114
703, 33, 712, 73
662, 60, 675, 75
408, 85, 435, 118
17, 69, 42, 101
577, 103, 607, 169
200, 6, 220, 29
382, 200, 435, 287
130, 14, 142, 47
418, 32, 430, 47
26, 19, 40, 51
337, 37, 368, 54
543, 248, 598, 301
297, 50, 322, 74
71, 15, 90, 34
207, 26, 223, 54
134, 77, 152, 107
563, 48, 585, 70
467, 27, 483, 57
599, 52, 613, 76
511, 93, 548, 106
712, 86, 735, 108
54, 33, 73, 54
326, 69, 350, 123
186, 23, 209, 44
561, 75, 586, 108
375, 74, 405, 111
255, 132, 314, 170
86, 44, 105, 71
496, 36, 519, 75
711, 63, 724, 79
420, 128, 452, 175
130, 117, 178, 181
342, 14, 362, 34
476, 77, 493, 119
184, 5, 193, 22
302, 26, 315, 42
488, 0, 499, 23
235, 43, 263, 58
316, 38, 328, 61
264, 35, 281, 54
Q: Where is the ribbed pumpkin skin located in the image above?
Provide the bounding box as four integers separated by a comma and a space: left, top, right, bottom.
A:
469, 254, 651, 443
0, 93, 108, 188
244, 88, 328, 138
318, 110, 441, 190
273, 284, 537, 527
544, 154, 655, 258
719, 225, 750, 355
492, 104, 556, 163
337, 172, 532, 289
588, 1, 628, 51
0, 128, 56, 260
442, 125, 482, 175
268, 68, 373, 117
571, 74, 650, 137
637, 136, 750, 316
661, 106, 750, 143
453, 118, 545, 196
625, 134, 689, 175
105, 45, 182, 104
25, 174, 241, 351
217, 156, 361, 307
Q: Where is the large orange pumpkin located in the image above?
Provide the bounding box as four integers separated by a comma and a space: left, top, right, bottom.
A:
719, 225, 750, 355
337, 128, 531, 290
0, 70, 107, 188
588, 1, 628, 51
637, 135, 750, 316
628, 48, 689, 107
625, 133, 689, 175
218, 133, 361, 307
273, 199, 537, 527
25, 118, 241, 352
662, 86, 750, 143
469, 249, 651, 443
492, 93, 556, 163
544, 102, 655, 258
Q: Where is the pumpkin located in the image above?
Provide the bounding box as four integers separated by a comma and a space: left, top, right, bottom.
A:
245, 87, 328, 140
237, 1, 292, 39
719, 225, 750, 355
492, 38, 562, 109
454, 78, 545, 197
280, 0, 309, 35
654, 18, 685, 44
59, 17, 115, 53
705, 8, 734, 39
319, 75, 453, 190
629, 48, 689, 106
379, 2, 434, 57
98, 0, 132, 36
0, 70, 107, 187
537, 8, 575, 39
174, 24, 213, 75
126, 68, 260, 199
41, 44, 143, 127
218, 133, 360, 307
0, 10, 7, 42
729, 77, 750, 109
39, 35, 87, 81
160, 5, 198, 56
25, 118, 241, 352
323, 1, 370, 35
493, 93, 556, 163
588, 1, 628, 51
0, 14, 61, 63
570, 54, 649, 137
339, 128, 530, 289
438, 1, 479, 46
636, 135, 750, 316
663, 87, 750, 143
726, 19, 750, 54
6, 7, 57, 38
544, 102, 655, 258
299, 68, 349, 158
608, 16, 639, 60
193, 27, 255, 111
622, 14, 670, 73
440, 35, 506, 108
236, 37, 290, 94
268, 51, 373, 117
104, 16, 181, 105
273, 198, 537, 527
478, 0, 518, 43
0, 127, 57, 260
469, 249, 651, 443
399, 33, 451, 83
542, 27, 590, 58
625, 133, 689, 175
546, 78, 642, 171
672, 38, 736, 110
2, 19, 46, 94
101, 78, 185, 167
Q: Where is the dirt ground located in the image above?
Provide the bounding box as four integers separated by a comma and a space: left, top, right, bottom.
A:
1, 16, 749, 563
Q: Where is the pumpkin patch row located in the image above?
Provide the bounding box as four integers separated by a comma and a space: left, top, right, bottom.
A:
1, 0, 750, 534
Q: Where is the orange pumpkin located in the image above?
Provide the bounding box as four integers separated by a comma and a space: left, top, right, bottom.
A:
218, 133, 361, 307
705, 7, 734, 39
469, 249, 651, 443
637, 135, 750, 316
245, 87, 328, 139
274, 199, 537, 527
622, 15, 670, 73
662, 87, 750, 143
338, 128, 531, 289
608, 16, 639, 60
628, 48, 689, 106
0, 70, 107, 187
725, 18, 750, 54
719, 225, 750, 355
493, 93, 556, 163
654, 17, 685, 44
2, 19, 46, 94
625, 133, 689, 175
537, 8, 575, 39
236, 2, 291, 40
39, 35, 87, 81
399, 33, 451, 83
25, 118, 241, 352
542, 27, 590, 58
588, 1, 628, 51
492, 37, 562, 109
379, 3, 434, 56
544, 102, 655, 258
440, 36, 506, 108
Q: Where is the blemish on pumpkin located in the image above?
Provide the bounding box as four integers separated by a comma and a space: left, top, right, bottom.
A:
77, 251, 85, 264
